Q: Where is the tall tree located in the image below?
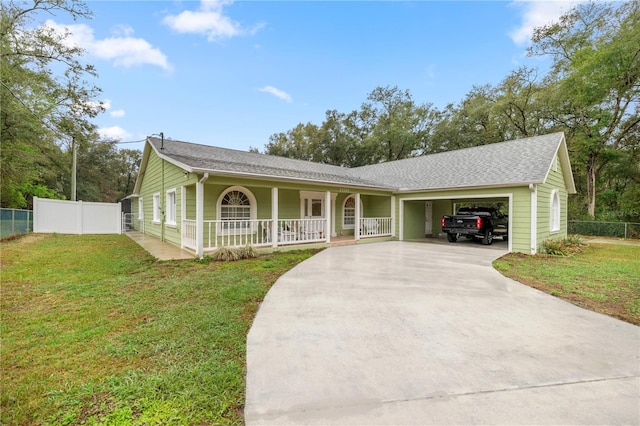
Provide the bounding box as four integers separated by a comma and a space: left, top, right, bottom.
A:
529, 0, 640, 218
262, 86, 435, 166
0, 0, 103, 208
364, 86, 434, 162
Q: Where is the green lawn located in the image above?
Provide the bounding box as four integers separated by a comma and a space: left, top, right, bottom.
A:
494, 243, 640, 326
1, 234, 318, 425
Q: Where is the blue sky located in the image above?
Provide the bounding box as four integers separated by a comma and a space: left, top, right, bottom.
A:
43, 1, 580, 152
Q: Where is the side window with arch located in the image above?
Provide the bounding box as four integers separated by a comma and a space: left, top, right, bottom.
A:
550, 189, 560, 232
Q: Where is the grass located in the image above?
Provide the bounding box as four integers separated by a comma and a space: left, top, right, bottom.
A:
494, 243, 640, 326
1, 234, 318, 425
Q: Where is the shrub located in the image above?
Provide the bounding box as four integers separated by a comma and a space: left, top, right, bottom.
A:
211, 247, 241, 262
210, 245, 258, 262
238, 245, 258, 259
541, 235, 586, 256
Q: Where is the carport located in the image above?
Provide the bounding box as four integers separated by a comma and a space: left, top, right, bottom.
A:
399, 193, 512, 252
378, 133, 577, 255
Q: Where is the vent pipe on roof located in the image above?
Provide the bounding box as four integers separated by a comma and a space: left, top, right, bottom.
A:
160, 132, 164, 150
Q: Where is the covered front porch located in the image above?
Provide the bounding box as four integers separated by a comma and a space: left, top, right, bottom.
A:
178, 178, 395, 257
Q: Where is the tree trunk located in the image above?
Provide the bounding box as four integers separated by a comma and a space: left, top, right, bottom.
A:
586, 154, 597, 218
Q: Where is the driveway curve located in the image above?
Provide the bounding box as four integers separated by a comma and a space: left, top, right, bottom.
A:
245, 241, 639, 425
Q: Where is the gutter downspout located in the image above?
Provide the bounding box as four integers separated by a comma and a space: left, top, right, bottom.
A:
196, 173, 209, 259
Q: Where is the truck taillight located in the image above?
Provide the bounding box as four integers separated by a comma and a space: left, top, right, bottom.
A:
476, 217, 483, 228
441, 217, 446, 227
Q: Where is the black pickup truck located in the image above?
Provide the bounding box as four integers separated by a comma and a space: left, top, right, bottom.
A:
441, 207, 508, 245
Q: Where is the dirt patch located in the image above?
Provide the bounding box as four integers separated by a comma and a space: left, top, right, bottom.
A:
1, 233, 46, 244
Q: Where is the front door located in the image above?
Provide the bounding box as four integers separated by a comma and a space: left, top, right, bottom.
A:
425, 201, 433, 236
304, 198, 324, 219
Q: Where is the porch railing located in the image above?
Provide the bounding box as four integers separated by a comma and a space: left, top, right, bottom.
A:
359, 217, 392, 238
182, 216, 392, 251
277, 218, 326, 245
183, 219, 274, 251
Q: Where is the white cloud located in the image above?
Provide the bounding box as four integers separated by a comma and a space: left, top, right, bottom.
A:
259, 86, 292, 103
163, 0, 264, 41
44, 20, 172, 71
110, 109, 125, 118
509, 1, 583, 46
98, 126, 131, 142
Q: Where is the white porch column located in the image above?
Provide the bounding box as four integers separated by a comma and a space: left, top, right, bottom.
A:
272, 187, 279, 248
325, 191, 331, 243
331, 197, 337, 237
181, 185, 186, 248
391, 195, 396, 237
196, 173, 209, 259
355, 193, 361, 241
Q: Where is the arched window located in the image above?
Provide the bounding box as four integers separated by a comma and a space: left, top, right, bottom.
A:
217, 186, 257, 231
342, 195, 363, 229
550, 189, 560, 232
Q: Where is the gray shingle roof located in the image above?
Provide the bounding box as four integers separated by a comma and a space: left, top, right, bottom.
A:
149, 132, 567, 192
351, 132, 566, 191
149, 138, 389, 188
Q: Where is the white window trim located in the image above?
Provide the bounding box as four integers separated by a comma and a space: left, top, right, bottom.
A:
166, 188, 177, 227
138, 197, 144, 220
342, 194, 364, 229
550, 189, 561, 233
216, 186, 257, 235
152, 193, 161, 224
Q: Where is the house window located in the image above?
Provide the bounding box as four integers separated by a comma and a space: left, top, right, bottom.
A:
343, 196, 355, 228
217, 186, 257, 231
138, 198, 143, 220
152, 193, 161, 223
166, 189, 176, 226
550, 189, 560, 232
342, 195, 363, 229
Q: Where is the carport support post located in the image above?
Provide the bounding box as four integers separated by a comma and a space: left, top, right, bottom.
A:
272, 187, 278, 248
325, 191, 331, 244
355, 193, 361, 241
391, 196, 396, 237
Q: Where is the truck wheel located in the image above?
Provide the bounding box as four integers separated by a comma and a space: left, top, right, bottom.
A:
447, 233, 457, 243
482, 230, 493, 245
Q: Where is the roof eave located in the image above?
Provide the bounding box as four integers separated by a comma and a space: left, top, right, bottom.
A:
189, 167, 396, 192
394, 180, 544, 194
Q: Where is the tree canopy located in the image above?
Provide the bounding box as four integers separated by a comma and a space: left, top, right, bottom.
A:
1, 0, 139, 208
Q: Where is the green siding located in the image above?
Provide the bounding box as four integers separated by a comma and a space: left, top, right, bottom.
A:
510, 187, 532, 254
278, 189, 300, 219
536, 155, 569, 250
432, 200, 453, 235
137, 153, 197, 246
362, 195, 391, 218
403, 200, 426, 239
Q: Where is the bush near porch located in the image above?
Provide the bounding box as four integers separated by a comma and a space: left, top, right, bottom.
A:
1, 234, 318, 425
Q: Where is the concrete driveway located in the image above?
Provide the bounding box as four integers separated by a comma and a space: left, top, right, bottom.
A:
245, 241, 640, 425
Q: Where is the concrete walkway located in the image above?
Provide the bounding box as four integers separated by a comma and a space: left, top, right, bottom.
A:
125, 231, 194, 260
245, 241, 640, 425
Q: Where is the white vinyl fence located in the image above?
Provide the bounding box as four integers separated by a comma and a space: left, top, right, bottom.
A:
33, 197, 122, 234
